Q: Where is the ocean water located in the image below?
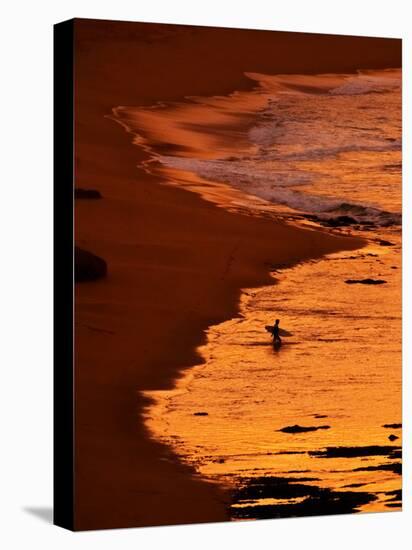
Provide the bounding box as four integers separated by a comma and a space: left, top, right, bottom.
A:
113, 68, 402, 518
155, 70, 401, 227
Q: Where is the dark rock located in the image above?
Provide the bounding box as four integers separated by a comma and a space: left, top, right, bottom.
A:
302, 214, 365, 229
75, 188, 102, 199
385, 489, 402, 502
313, 414, 328, 418
324, 215, 358, 227
231, 476, 377, 519
378, 239, 394, 246
75, 247, 107, 282
193, 411, 209, 416
382, 423, 402, 429
388, 434, 399, 441
309, 445, 400, 459
385, 489, 402, 501
234, 476, 320, 502
385, 502, 402, 508
275, 451, 307, 455
278, 424, 330, 434
354, 463, 402, 476
345, 278, 386, 285
389, 450, 402, 459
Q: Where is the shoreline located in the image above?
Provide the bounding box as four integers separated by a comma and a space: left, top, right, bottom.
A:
74, 121, 365, 528
73, 19, 399, 530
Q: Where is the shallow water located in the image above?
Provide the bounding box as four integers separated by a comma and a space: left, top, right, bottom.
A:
143, 235, 401, 516
113, 68, 402, 518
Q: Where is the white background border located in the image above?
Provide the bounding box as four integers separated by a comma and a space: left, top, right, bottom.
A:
0, 1, 410, 548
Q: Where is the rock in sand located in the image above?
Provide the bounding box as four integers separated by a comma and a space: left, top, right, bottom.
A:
75, 246, 107, 282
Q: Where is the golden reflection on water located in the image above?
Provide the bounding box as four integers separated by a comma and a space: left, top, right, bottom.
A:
122, 69, 402, 518
144, 230, 401, 516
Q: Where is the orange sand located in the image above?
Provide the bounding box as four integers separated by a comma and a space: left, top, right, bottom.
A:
73, 19, 399, 530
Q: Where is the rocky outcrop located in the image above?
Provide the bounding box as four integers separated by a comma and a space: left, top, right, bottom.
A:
345, 278, 386, 285
278, 424, 330, 434
75, 247, 107, 282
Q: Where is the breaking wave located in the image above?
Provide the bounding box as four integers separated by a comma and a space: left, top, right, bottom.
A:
114, 68, 402, 229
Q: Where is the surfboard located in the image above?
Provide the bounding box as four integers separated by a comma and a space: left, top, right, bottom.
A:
265, 325, 292, 336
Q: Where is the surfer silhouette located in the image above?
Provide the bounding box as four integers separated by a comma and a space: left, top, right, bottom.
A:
272, 319, 281, 346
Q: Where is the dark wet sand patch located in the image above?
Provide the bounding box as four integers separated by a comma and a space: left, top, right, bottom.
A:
385, 502, 402, 508
345, 278, 387, 285
385, 489, 402, 502
354, 462, 401, 476
388, 450, 402, 459
231, 476, 377, 519
279, 424, 330, 434
309, 445, 400, 459
234, 476, 321, 502
275, 451, 307, 455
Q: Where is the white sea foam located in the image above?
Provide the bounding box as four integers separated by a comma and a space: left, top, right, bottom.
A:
329, 73, 401, 96
115, 69, 402, 228
167, 70, 401, 226
158, 154, 401, 226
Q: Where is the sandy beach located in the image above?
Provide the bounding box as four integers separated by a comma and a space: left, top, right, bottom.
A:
73, 19, 400, 530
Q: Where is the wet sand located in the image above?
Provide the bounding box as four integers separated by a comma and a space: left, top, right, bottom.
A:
73, 19, 400, 530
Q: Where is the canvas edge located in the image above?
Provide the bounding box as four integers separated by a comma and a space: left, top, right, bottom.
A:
53, 18, 75, 531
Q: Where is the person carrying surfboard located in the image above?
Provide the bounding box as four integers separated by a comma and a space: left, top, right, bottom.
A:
272, 319, 281, 346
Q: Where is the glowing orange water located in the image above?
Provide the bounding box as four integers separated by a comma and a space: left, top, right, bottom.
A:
114, 69, 402, 517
